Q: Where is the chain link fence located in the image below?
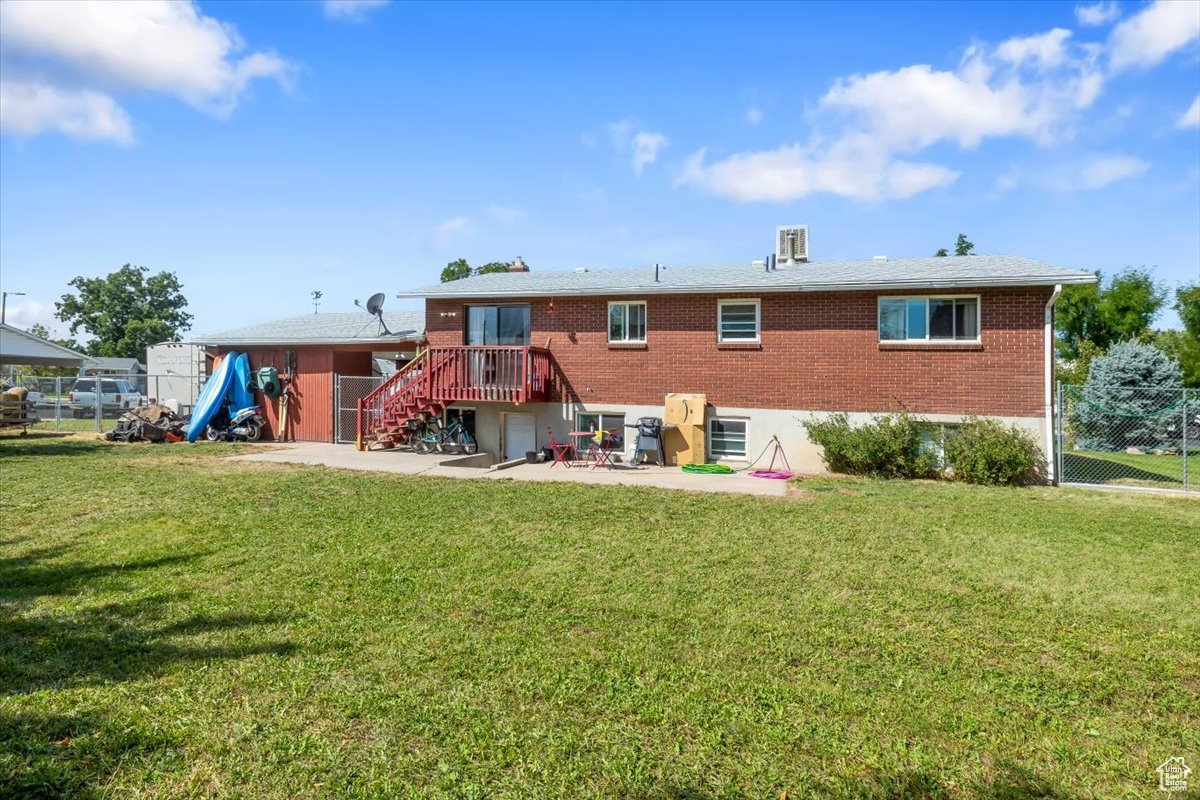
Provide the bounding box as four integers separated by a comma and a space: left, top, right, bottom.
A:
334, 374, 385, 444
3, 372, 204, 435
1057, 383, 1196, 492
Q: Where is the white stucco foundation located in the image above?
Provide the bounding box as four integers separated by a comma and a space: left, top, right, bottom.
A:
447, 401, 1047, 474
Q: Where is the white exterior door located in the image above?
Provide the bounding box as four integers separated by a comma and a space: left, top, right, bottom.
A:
503, 413, 536, 461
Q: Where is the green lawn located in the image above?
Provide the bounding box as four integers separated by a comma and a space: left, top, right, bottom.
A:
2, 433, 1197, 799
1062, 449, 1193, 487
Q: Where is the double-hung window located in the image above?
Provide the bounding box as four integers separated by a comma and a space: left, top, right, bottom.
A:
717, 299, 761, 342
608, 301, 647, 343
878, 296, 979, 342
708, 417, 748, 459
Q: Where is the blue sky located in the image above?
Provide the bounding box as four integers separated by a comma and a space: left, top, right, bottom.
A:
1, 0, 1198, 337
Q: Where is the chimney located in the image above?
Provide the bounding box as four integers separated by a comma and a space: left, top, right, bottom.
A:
509, 256, 528, 273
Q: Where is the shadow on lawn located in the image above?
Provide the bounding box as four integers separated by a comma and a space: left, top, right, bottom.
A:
856, 763, 1071, 799
0, 543, 297, 797
1062, 452, 1181, 486
0, 435, 114, 457
0, 710, 170, 800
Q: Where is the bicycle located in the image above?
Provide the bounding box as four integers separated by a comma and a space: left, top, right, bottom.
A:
408, 416, 478, 455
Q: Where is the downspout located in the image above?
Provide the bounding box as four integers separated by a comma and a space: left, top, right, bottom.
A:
1044, 284, 1063, 483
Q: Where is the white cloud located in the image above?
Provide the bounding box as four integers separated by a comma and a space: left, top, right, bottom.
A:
745, 106, 763, 125
1076, 2, 1121, 27
431, 217, 471, 248
988, 172, 1020, 199
488, 204, 526, 222
606, 119, 634, 149
677, 141, 959, 203
1108, 0, 1200, 71
3, 298, 59, 333
0, 79, 133, 144
1076, 155, 1149, 189
1178, 95, 1200, 129
996, 28, 1073, 69
631, 131, 667, 175
603, 120, 668, 175
322, 0, 390, 22
678, 27, 1112, 203
0, 0, 289, 143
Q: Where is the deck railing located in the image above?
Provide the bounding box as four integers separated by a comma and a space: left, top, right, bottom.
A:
426, 346, 552, 403
356, 345, 553, 447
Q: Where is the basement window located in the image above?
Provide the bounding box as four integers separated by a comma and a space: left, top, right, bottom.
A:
708, 417, 748, 459
878, 296, 979, 342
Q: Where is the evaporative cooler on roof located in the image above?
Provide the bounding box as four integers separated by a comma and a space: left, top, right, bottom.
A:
776, 225, 809, 264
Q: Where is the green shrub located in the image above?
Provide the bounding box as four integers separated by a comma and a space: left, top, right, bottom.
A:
943, 416, 1045, 486
804, 412, 939, 479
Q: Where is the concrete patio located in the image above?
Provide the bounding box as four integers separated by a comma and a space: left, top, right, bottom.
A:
226, 442, 790, 497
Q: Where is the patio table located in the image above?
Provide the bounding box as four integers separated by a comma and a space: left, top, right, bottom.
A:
568, 430, 616, 469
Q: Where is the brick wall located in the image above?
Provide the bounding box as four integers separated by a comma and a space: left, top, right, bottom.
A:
425, 286, 1052, 417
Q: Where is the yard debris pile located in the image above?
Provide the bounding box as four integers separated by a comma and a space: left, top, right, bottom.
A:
105, 405, 186, 443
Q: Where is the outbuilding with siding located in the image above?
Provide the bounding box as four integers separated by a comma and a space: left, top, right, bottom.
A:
193, 311, 424, 443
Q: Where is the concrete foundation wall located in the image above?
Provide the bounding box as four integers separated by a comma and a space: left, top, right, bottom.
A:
447, 401, 1046, 474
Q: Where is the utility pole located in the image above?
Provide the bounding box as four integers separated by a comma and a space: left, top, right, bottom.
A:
1, 291, 26, 325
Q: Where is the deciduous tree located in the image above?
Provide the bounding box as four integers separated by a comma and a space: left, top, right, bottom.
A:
55, 264, 192, 359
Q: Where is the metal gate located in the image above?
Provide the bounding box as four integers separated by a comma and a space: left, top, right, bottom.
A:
1057, 383, 1196, 493
334, 374, 385, 444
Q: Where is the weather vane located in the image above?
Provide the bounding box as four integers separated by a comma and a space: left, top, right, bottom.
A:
311, 290, 323, 314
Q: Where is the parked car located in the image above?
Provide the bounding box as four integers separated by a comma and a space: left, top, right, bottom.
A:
68, 378, 144, 417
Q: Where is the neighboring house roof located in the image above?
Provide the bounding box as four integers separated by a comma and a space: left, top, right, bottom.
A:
193, 312, 425, 346
87, 357, 146, 372
396, 255, 1097, 299
0, 323, 95, 367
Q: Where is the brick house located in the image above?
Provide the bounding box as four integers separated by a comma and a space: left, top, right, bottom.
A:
372, 250, 1095, 476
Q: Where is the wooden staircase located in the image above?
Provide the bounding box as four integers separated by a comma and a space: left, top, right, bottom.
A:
356, 345, 554, 450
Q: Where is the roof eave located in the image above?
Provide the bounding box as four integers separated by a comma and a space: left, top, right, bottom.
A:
192, 335, 424, 347
396, 274, 1097, 299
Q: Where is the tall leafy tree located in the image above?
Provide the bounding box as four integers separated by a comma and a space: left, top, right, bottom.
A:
1154, 284, 1200, 387
440, 258, 471, 282
1055, 267, 1166, 359
475, 261, 513, 275
439, 258, 521, 282
55, 264, 192, 359
933, 234, 973, 257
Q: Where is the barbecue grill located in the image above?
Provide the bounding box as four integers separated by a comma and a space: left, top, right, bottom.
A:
627, 416, 666, 466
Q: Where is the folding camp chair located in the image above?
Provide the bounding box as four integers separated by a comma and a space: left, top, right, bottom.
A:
547, 427, 572, 468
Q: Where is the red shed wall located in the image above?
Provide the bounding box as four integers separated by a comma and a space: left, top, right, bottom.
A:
211, 345, 381, 442
425, 286, 1052, 418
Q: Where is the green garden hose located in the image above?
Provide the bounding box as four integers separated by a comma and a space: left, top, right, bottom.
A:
681, 463, 735, 474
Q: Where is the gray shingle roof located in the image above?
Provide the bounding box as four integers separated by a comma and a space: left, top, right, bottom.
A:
397, 255, 1096, 299
194, 312, 425, 345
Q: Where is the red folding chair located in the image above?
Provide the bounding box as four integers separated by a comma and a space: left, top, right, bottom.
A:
590, 429, 619, 470
547, 427, 572, 469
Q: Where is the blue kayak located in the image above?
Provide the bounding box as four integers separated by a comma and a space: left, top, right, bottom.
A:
188, 353, 238, 442
229, 353, 254, 415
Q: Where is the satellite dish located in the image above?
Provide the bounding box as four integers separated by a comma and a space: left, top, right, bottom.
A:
355, 292, 394, 336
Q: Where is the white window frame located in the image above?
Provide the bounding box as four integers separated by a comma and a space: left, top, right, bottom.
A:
717, 298, 761, 343
707, 416, 749, 460
877, 294, 981, 343
576, 411, 627, 449
607, 301, 647, 344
